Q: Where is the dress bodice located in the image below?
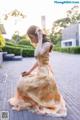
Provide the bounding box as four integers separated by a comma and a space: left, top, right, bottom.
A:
35, 52, 49, 66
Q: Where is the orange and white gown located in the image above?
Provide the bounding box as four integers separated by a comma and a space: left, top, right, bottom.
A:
8, 51, 67, 117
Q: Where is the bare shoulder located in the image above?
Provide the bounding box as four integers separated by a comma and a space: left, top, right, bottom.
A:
42, 42, 52, 47
42, 42, 53, 52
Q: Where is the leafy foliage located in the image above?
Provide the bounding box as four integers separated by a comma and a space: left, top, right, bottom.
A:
4, 9, 26, 20
0, 34, 5, 51
50, 6, 80, 46
54, 46, 80, 54
3, 40, 34, 57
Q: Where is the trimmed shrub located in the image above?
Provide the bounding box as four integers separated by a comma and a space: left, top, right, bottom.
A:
54, 46, 80, 54
16, 44, 34, 49
6, 41, 34, 49
6, 41, 15, 46
18, 39, 31, 46
71, 47, 80, 54
2, 45, 34, 57
2, 45, 21, 55
22, 48, 34, 57
6, 41, 33, 48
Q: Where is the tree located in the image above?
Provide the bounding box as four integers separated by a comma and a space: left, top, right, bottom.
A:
4, 9, 26, 21
67, 6, 80, 23
50, 6, 80, 46
49, 32, 61, 46
4, 9, 26, 35
0, 34, 5, 51
52, 6, 80, 34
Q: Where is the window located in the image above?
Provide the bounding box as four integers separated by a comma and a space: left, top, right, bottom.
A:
64, 41, 72, 46
68, 42, 72, 46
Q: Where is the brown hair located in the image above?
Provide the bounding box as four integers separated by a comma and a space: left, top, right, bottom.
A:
27, 25, 53, 52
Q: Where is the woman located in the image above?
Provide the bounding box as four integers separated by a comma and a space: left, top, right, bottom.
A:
8, 25, 67, 117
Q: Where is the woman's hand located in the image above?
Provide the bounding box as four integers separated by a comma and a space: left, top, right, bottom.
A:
36, 28, 43, 41
34, 28, 43, 56
21, 71, 31, 77
21, 62, 38, 77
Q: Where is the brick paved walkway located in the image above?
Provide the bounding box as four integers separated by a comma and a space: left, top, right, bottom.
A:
0, 52, 80, 120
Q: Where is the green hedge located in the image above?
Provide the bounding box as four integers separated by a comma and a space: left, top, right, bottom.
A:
2, 45, 34, 57
2, 45, 21, 55
54, 46, 80, 54
16, 44, 34, 49
6, 41, 15, 46
22, 48, 34, 57
6, 41, 33, 49
17, 39, 31, 46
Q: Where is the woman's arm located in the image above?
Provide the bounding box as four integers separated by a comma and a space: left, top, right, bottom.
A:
48, 63, 54, 74
34, 30, 52, 56
22, 62, 38, 76
34, 29, 43, 57
29, 62, 38, 73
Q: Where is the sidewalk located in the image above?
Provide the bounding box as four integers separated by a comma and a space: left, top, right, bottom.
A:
0, 52, 80, 120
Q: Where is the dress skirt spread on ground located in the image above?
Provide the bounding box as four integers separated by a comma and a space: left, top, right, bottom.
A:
8, 51, 67, 117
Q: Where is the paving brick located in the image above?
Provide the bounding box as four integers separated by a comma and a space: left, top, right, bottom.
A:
0, 52, 80, 120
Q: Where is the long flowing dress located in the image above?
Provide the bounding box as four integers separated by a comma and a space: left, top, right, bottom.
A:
8, 51, 67, 117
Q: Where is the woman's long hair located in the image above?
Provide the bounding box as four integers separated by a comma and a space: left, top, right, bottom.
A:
27, 25, 53, 52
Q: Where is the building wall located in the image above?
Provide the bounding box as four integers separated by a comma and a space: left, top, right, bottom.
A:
79, 24, 80, 46
62, 23, 78, 40
61, 39, 76, 47
41, 16, 46, 30
61, 23, 80, 47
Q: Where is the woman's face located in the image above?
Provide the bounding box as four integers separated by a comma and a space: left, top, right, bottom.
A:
28, 34, 38, 44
